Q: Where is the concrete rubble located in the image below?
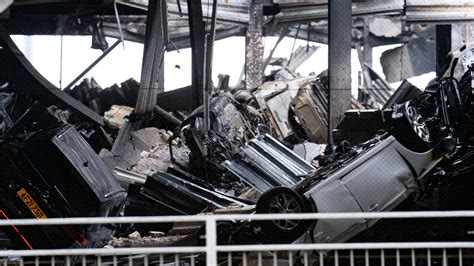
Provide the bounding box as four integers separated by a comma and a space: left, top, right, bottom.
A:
108, 231, 186, 248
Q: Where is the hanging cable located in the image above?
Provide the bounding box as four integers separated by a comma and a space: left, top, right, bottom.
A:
59, 35, 63, 90
287, 23, 301, 67
176, 0, 183, 17
306, 21, 311, 52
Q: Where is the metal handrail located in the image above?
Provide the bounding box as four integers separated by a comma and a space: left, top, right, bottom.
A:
1, 211, 474, 226
1, 211, 474, 265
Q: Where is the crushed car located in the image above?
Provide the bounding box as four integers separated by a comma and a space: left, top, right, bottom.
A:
249, 54, 474, 244
0, 92, 126, 249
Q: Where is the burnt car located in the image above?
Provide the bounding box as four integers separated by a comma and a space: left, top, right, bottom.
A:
253, 56, 474, 244
0, 97, 126, 249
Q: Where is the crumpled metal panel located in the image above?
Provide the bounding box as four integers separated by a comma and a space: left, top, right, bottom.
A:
383, 80, 423, 110
253, 76, 319, 140
182, 91, 251, 156
441, 44, 474, 81
141, 167, 252, 215
265, 90, 295, 139
287, 45, 319, 72
381, 37, 436, 83
291, 82, 328, 143
222, 134, 315, 192
53, 126, 126, 206
358, 65, 394, 108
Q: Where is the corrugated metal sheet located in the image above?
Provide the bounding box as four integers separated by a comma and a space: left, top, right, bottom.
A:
222, 134, 315, 192
141, 166, 253, 214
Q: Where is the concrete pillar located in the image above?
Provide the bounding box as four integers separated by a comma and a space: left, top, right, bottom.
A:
328, 0, 352, 143
245, 0, 264, 89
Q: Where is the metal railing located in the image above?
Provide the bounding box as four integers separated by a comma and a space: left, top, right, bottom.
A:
1, 211, 474, 265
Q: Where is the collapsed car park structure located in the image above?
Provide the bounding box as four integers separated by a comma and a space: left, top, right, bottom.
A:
1, 0, 474, 265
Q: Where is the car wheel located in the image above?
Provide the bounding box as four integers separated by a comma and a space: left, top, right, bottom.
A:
392, 101, 431, 152
255, 187, 312, 243
216, 221, 235, 245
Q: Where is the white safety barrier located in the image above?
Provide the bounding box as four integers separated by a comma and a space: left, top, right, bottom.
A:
0, 211, 474, 265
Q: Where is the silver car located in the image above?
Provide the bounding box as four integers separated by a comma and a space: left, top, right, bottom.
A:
254, 132, 442, 243
254, 57, 474, 243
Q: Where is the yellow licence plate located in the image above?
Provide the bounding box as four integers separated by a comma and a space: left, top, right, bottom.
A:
17, 188, 47, 219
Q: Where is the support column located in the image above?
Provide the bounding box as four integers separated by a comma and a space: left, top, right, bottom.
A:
359, 18, 373, 91
155, 0, 167, 96
363, 18, 373, 69
328, 0, 352, 143
136, 0, 168, 113
187, 0, 206, 109
436, 25, 451, 77
245, 0, 264, 89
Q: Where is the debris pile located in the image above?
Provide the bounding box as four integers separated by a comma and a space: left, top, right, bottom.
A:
108, 231, 186, 248
2, 24, 474, 253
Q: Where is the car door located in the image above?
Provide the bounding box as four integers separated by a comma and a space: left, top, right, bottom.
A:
306, 179, 367, 243
340, 138, 417, 228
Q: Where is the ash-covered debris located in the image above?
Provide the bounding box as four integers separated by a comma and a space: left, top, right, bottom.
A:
108, 231, 186, 248
100, 127, 190, 172
130, 129, 190, 176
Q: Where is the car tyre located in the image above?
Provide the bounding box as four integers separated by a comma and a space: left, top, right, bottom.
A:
255, 187, 312, 243
392, 101, 431, 152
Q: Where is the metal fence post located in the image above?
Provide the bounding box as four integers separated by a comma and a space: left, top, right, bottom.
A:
206, 216, 218, 265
